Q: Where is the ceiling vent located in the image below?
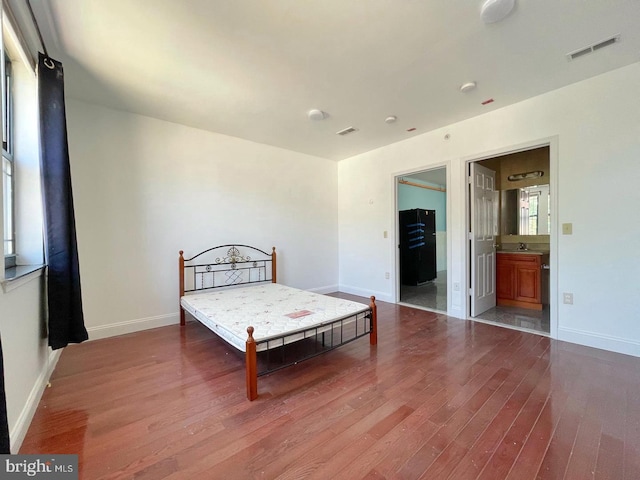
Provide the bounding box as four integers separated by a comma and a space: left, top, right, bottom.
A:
336, 126, 359, 136
567, 35, 620, 61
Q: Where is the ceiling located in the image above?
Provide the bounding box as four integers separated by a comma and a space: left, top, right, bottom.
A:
20, 0, 640, 161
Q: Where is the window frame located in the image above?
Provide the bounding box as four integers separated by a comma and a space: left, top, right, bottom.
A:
2, 49, 16, 268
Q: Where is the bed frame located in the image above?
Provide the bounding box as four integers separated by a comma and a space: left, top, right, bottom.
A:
179, 244, 377, 400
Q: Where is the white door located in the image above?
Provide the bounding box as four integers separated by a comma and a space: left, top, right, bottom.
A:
470, 163, 498, 316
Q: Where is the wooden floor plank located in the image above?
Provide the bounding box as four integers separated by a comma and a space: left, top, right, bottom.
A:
18, 294, 640, 479
445, 340, 552, 480
623, 384, 640, 480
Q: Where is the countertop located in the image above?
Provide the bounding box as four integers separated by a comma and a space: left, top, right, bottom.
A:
497, 250, 548, 255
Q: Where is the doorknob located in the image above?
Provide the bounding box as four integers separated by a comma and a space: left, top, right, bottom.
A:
541, 264, 550, 270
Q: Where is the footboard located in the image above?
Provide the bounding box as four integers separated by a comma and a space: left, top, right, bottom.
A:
245, 296, 377, 401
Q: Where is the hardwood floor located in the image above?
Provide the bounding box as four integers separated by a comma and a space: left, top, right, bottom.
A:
20, 294, 640, 479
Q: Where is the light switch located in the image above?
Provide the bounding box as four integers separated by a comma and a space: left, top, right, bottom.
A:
562, 223, 573, 235
383, 231, 388, 238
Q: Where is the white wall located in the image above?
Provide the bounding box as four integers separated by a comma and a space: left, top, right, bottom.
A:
338, 63, 640, 357
0, 277, 58, 453
66, 99, 339, 338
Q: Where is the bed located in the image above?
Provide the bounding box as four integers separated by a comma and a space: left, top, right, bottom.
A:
178, 244, 377, 400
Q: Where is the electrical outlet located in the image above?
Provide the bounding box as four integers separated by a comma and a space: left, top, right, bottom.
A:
385, 272, 390, 279
562, 223, 573, 235
383, 230, 388, 238
563, 293, 573, 304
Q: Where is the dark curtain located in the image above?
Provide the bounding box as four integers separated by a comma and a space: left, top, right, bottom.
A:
38, 53, 88, 350
0, 338, 9, 453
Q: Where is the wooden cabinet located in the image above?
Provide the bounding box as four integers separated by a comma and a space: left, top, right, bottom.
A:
496, 253, 546, 310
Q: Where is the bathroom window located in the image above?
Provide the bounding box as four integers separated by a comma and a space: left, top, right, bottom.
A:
527, 193, 539, 235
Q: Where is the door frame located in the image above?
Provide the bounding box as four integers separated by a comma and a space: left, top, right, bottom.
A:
392, 162, 451, 314
463, 136, 559, 339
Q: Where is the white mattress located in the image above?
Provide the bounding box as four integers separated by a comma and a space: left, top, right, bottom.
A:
180, 283, 370, 352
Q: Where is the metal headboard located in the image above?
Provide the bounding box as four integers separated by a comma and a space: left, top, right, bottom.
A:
179, 244, 276, 297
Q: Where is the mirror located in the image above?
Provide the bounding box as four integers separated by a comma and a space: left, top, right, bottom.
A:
500, 185, 550, 235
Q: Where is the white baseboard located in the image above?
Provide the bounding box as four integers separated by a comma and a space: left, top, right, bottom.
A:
86, 313, 180, 341
307, 284, 339, 295
338, 284, 393, 303
10, 348, 62, 453
558, 326, 640, 358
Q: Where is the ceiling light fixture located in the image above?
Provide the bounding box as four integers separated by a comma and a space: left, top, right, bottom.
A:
307, 109, 326, 121
385, 116, 397, 124
508, 170, 544, 182
460, 82, 477, 93
480, 0, 515, 24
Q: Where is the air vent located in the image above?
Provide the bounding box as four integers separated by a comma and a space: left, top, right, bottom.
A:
336, 126, 359, 136
592, 36, 618, 51
567, 34, 620, 61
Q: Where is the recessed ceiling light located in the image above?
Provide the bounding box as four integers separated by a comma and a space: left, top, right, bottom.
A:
308, 109, 326, 121
460, 82, 477, 93
480, 0, 515, 24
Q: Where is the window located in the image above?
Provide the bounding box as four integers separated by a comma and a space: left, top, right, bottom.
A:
2, 51, 15, 267
527, 192, 539, 235
2, 13, 44, 279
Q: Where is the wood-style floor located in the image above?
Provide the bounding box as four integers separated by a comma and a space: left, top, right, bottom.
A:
21, 294, 640, 479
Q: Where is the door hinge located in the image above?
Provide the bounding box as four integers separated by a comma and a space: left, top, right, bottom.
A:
468, 232, 473, 240
468, 288, 473, 296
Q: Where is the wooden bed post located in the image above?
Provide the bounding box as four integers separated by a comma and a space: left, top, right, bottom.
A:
179, 250, 185, 326
271, 247, 277, 283
246, 326, 258, 401
369, 296, 378, 346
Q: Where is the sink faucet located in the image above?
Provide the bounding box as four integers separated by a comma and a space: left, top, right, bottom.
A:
518, 242, 527, 251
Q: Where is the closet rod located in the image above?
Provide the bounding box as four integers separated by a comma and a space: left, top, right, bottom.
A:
398, 179, 446, 193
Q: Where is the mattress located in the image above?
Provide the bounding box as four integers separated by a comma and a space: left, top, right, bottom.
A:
180, 283, 371, 352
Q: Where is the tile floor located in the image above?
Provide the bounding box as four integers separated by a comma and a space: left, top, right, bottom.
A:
474, 304, 550, 334
399, 270, 550, 334
399, 270, 447, 311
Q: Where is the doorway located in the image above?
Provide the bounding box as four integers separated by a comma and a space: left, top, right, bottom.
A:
397, 167, 447, 313
468, 146, 552, 334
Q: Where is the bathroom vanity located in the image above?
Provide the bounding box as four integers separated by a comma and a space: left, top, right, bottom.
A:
496, 251, 548, 310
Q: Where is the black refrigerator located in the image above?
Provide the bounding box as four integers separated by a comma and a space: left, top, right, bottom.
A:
399, 208, 437, 285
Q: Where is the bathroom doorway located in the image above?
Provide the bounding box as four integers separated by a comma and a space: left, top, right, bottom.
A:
468, 146, 551, 334
397, 166, 447, 313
